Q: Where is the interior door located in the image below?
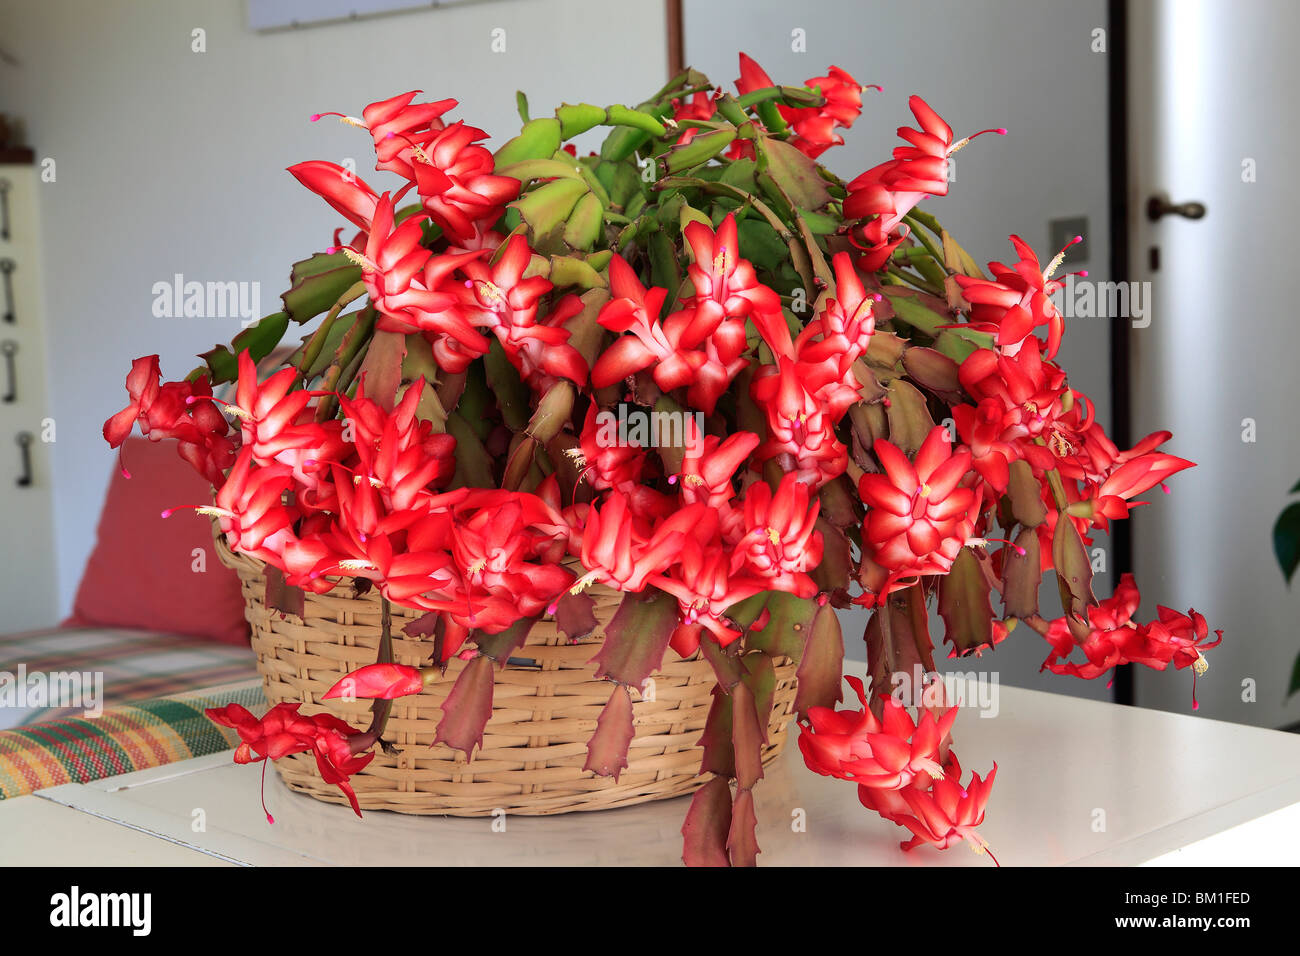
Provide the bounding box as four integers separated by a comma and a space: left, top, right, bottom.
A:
1127, 0, 1300, 726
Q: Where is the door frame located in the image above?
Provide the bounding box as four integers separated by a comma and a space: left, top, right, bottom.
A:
1107, 0, 1135, 706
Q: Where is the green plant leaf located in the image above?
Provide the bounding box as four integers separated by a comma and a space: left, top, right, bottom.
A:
1001, 527, 1042, 619
681, 775, 732, 867
759, 137, 831, 211
792, 603, 844, 717
939, 547, 997, 657
583, 685, 635, 781
1273, 501, 1300, 584
281, 253, 363, 324
589, 587, 679, 687
193, 311, 290, 384
737, 218, 787, 271
445, 412, 495, 488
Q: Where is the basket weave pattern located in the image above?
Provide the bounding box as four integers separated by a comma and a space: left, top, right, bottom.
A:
215, 534, 797, 815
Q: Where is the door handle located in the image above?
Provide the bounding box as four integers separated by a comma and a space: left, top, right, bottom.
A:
1147, 194, 1207, 221
0, 179, 10, 241
1, 339, 15, 402
0, 259, 13, 323
15, 431, 32, 487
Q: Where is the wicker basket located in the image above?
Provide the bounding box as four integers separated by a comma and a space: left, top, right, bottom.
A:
214, 532, 797, 815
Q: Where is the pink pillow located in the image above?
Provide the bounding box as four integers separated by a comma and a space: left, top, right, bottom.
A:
65, 437, 250, 645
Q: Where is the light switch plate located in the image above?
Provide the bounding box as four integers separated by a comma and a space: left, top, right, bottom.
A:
1049, 216, 1090, 264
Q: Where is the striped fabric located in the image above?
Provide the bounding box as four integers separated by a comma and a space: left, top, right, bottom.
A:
0, 680, 266, 799
0, 627, 258, 730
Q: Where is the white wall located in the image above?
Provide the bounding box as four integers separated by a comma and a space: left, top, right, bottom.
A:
0, 0, 667, 617
685, 0, 1115, 699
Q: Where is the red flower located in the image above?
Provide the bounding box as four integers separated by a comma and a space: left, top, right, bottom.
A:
954, 235, 1080, 359
676, 425, 761, 511
411, 491, 574, 633
567, 491, 703, 594
575, 404, 650, 492
669, 89, 718, 145
337, 377, 458, 513
1038, 573, 1144, 679
1141, 606, 1223, 676
1081, 451, 1194, 526
409, 121, 520, 242
790, 251, 878, 418
749, 355, 849, 488
495, 292, 590, 390
1039, 574, 1222, 707
184, 447, 296, 565
361, 91, 457, 179
323, 662, 426, 700
846, 97, 1004, 271
310, 474, 461, 604
857, 426, 978, 598
861, 752, 999, 859
799, 676, 958, 790
732, 474, 824, 596
287, 160, 380, 235
206, 701, 376, 817
592, 219, 765, 415
227, 351, 320, 463
682, 213, 782, 328
104, 356, 235, 485
952, 340, 1076, 492
591, 254, 700, 389
460, 234, 587, 386
734, 54, 869, 158
652, 513, 766, 650
778, 65, 867, 158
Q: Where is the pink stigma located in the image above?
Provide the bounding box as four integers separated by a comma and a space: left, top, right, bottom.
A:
546, 602, 558, 616
261, 759, 275, 824
996, 128, 1008, 135
309, 114, 322, 122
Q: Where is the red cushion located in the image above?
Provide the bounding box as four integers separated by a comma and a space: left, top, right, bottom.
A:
65, 437, 250, 645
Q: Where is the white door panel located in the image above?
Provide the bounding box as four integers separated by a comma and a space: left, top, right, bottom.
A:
1128, 0, 1300, 726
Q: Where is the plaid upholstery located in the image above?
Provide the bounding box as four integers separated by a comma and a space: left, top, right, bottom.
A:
0, 680, 266, 799
0, 627, 258, 730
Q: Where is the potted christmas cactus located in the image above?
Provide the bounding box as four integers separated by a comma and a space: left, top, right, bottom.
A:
103, 53, 1221, 865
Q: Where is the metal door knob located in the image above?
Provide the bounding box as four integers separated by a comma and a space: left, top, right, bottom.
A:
1147, 194, 1207, 221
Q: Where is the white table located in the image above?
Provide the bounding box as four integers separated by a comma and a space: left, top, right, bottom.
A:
6, 676, 1300, 866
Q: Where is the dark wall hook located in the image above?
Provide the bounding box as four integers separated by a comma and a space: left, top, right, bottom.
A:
15, 431, 32, 487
